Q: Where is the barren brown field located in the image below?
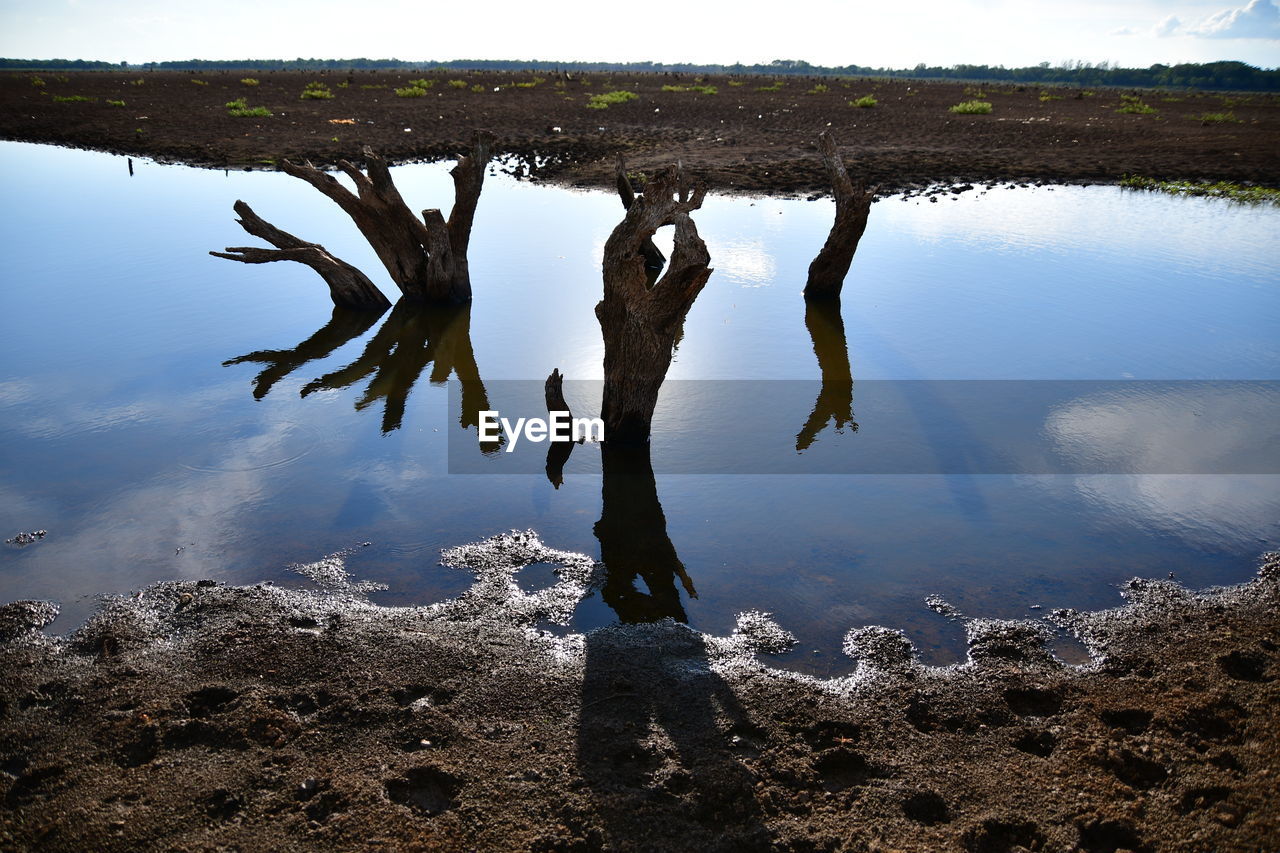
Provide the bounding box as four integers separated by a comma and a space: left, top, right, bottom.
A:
3, 69, 1278, 193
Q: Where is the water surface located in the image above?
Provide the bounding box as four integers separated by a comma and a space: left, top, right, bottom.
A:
1, 141, 1277, 671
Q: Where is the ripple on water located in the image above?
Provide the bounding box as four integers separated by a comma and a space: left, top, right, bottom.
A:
178, 420, 318, 474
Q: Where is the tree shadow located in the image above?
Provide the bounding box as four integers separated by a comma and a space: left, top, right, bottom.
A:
577, 444, 773, 850
796, 298, 858, 452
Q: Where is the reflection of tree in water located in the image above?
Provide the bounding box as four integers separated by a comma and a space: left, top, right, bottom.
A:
578, 444, 773, 850
796, 298, 858, 452
223, 305, 386, 400
224, 301, 498, 447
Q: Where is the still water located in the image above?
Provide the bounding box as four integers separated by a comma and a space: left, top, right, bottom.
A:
1, 141, 1277, 671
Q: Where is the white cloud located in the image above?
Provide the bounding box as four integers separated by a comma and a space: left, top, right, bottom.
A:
1154, 14, 1183, 36
1158, 0, 1280, 38
1111, 26, 1136, 35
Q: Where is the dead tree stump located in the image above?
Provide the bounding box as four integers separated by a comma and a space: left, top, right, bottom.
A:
804, 132, 877, 300
278, 132, 494, 303
597, 165, 713, 445
211, 201, 391, 310
614, 156, 667, 275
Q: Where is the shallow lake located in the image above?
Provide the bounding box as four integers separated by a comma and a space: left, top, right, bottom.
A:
2, 141, 1277, 672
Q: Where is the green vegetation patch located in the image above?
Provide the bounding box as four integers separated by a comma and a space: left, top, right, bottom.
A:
661, 84, 717, 95
240, 78, 260, 87
756, 80, 784, 92
1117, 94, 1157, 114
52, 94, 93, 103
190, 79, 208, 86
1120, 175, 1280, 206
394, 80, 434, 97
300, 81, 334, 100
1195, 111, 1241, 124
586, 90, 638, 109
850, 95, 877, 108
806, 84, 829, 94
448, 79, 468, 89
226, 98, 272, 117
949, 100, 992, 114
106, 99, 126, 107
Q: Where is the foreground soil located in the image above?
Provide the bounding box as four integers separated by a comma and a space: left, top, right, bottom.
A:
2, 70, 1279, 194
1, 535, 1277, 852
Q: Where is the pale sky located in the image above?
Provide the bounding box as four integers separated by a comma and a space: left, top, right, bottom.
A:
2, 0, 1278, 69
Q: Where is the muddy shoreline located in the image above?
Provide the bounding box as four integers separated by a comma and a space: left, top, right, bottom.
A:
3, 70, 1279, 196
2, 536, 1277, 851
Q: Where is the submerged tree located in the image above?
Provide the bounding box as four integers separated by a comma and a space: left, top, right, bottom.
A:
213, 132, 495, 305
804, 132, 877, 300
597, 163, 713, 445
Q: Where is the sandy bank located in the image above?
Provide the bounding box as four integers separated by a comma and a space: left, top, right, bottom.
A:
1, 532, 1277, 851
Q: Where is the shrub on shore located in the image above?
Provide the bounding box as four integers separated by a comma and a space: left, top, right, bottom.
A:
240, 78, 259, 87
949, 100, 992, 114
395, 79, 434, 97
661, 84, 717, 95
226, 98, 271, 117
1120, 175, 1279, 205
851, 95, 877, 108
1196, 111, 1240, 124
1117, 94, 1157, 115
586, 90, 638, 109
300, 82, 334, 100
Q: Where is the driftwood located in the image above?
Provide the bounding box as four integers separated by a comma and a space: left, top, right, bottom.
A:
277, 132, 494, 303
211, 201, 391, 310
593, 443, 696, 623
804, 132, 877, 300
796, 299, 858, 451
223, 305, 387, 399
597, 165, 713, 445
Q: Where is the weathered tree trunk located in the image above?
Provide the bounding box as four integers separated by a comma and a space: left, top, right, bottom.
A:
597, 165, 713, 445
277, 132, 494, 303
211, 201, 391, 310
544, 368, 576, 489
796, 299, 858, 451
804, 132, 877, 300
222, 304, 387, 399
593, 442, 696, 623
614, 156, 667, 275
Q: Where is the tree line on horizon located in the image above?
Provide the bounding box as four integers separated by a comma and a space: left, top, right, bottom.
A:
3, 57, 1277, 92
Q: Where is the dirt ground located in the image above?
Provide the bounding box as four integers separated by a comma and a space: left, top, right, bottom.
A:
1, 535, 1277, 852
2, 70, 1278, 194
